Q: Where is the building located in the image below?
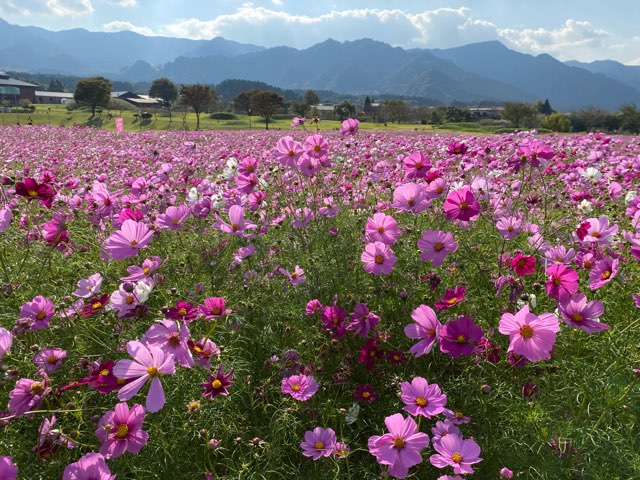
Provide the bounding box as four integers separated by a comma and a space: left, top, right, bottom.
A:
35, 91, 74, 104
0, 72, 38, 104
469, 107, 504, 120
111, 91, 161, 108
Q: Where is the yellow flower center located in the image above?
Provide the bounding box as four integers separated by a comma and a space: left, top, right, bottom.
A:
459, 201, 468, 210
507, 226, 514, 232
592, 232, 600, 238
362, 391, 370, 398
125, 296, 134, 305
602, 270, 611, 279
520, 325, 534, 339
292, 384, 301, 391
407, 199, 415, 206
452, 452, 463, 463
571, 313, 583, 322
434, 242, 444, 252
427, 327, 435, 336
130, 240, 138, 246
100, 369, 110, 376
447, 297, 458, 305
172, 219, 179, 225
552, 277, 562, 286
117, 378, 126, 385
194, 346, 202, 353
92, 302, 102, 310
30, 382, 45, 395
456, 334, 466, 343
314, 145, 321, 152
455, 412, 463, 419
416, 396, 428, 406
147, 366, 159, 377
212, 307, 221, 315
315, 441, 324, 449
231, 223, 239, 231
115, 424, 129, 438
36, 311, 46, 320
393, 437, 405, 448
288, 150, 295, 157
47, 356, 58, 364
374, 255, 384, 265
212, 379, 222, 389
143, 267, 150, 274
377, 226, 385, 233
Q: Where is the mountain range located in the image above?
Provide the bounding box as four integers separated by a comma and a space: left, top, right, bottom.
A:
2, 17, 640, 111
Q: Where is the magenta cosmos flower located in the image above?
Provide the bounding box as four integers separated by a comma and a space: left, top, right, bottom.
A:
20, 295, 55, 331
96, 402, 148, 459
15, 177, 56, 209
430, 433, 482, 475
365, 212, 399, 245
589, 257, 619, 290
300, 427, 336, 460
510, 253, 536, 277
346, 303, 380, 338
215, 205, 256, 238
404, 305, 441, 357
499, 305, 560, 362
439, 316, 483, 358
402, 152, 431, 179
34, 347, 67, 373
368, 413, 430, 479
545, 264, 580, 300
273, 136, 303, 168
558, 293, 608, 333
435, 286, 466, 312
400, 376, 447, 418
166, 300, 200, 323
446, 141, 468, 155
199, 297, 232, 320
201, 365, 234, 400
417, 230, 458, 266
303, 134, 329, 158
0, 456, 17, 479
62, 452, 115, 480
73, 273, 103, 298
279, 265, 306, 286
143, 319, 194, 368
8, 371, 51, 417
361, 241, 397, 275
156, 204, 191, 231
281, 374, 318, 401
103, 219, 154, 261
114, 341, 176, 413
340, 118, 359, 136
443, 187, 480, 222
496, 216, 523, 240
392, 183, 430, 214
121, 256, 162, 282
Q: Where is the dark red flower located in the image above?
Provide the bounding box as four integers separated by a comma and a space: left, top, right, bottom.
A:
15, 178, 56, 209
166, 300, 199, 322
80, 293, 110, 317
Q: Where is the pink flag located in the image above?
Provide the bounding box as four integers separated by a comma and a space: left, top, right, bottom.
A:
114, 117, 124, 134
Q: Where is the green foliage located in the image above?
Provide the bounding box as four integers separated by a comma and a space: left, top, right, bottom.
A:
541, 113, 572, 133
570, 108, 620, 133
209, 112, 238, 120
502, 102, 540, 128
303, 89, 320, 107
179, 84, 217, 130
619, 104, 640, 133
333, 100, 355, 121
149, 78, 178, 105
74, 77, 112, 117
48, 79, 65, 92
250, 90, 285, 129
381, 99, 411, 123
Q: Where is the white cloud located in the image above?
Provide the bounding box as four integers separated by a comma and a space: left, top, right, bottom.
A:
271, 0, 283, 6
103, 20, 154, 36
104, 0, 137, 6
46, 0, 93, 17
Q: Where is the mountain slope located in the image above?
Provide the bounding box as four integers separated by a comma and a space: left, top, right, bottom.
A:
566, 59, 640, 91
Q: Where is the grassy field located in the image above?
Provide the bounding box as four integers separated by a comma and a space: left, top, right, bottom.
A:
0, 105, 518, 134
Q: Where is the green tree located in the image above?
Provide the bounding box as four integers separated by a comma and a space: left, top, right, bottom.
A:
180, 84, 216, 131
444, 106, 470, 123
537, 98, 554, 115
74, 77, 111, 116
619, 103, 640, 133
251, 90, 285, 130
502, 102, 539, 128
48, 79, 64, 92
291, 100, 309, 117
381, 99, 411, 123
334, 100, 355, 121
232, 90, 255, 115
363, 96, 373, 117
541, 113, 571, 132
150, 77, 178, 124
303, 89, 320, 107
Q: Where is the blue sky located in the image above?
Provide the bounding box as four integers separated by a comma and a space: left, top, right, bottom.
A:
1, 0, 639, 64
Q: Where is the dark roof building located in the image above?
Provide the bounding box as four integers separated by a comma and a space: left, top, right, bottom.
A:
0, 72, 38, 103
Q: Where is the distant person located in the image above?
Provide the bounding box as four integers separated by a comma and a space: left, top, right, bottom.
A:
27, 117, 33, 126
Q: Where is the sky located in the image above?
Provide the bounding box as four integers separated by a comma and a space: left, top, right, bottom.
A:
1, 0, 640, 64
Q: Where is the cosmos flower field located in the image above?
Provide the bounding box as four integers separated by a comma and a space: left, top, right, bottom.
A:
0, 123, 639, 479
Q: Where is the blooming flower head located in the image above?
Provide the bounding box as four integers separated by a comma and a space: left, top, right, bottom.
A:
121, 256, 163, 282
359, 337, 384, 370
199, 297, 232, 320
114, 341, 176, 413
321, 304, 347, 338
354, 384, 377, 403
447, 141, 468, 155
156, 204, 191, 231
496, 216, 523, 240
143, 320, 194, 368
0, 207, 13, 233
361, 241, 397, 275
544, 245, 576, 265
303, 134, 329, 159
365, 212, 399, 245
8, 370, 51, 417
279, 265, 306, 286
34, 347, 67, 373
201, 365, 234, 400
583, 216, 618, 245
215, 205, 256, 238
346, 303, 380, 338
392, 183, 430, 214
95, 402, 148, 459
499, 304, 560, 362
417, 230, 458, 267
443, 409, 471, 425
368, 413, 430, 479
300, 427, 336, 460
20, 295, 55, 330
15, 177, 56, 209
430, 433, 482, 475
400, 377, 447, 418
589, 257, 619, 290
166, 300, 200, 323
291, 116, 306, 129
431, 420, 461, 445
340, 118, 359, 136
73, 273, 103, 298
334, 442, 350, 459
443, 187, 480, 222
0, 327, 12, 359
435, 286, 466, 312
402, 151, 431, 179
404, 305, 441, 357
510, 253, 536, 277
281, 374, 318, 401
305, 299, 323, 315
80, 293, 110, 317
103, 219, 154, 261
273, 136, 303, 168
545, 264, 580, 300
62, 452, 115, 480
188, 337, 220, 368
0, 456, 17, 479
558, 293, 608, 333
439, 316, 483, 358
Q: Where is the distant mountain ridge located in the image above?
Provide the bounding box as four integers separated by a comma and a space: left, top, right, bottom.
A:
1, 18, 639, 110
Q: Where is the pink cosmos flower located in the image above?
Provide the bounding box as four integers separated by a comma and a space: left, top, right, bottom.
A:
305, 299, 323, 315
417, 230, 458, 266
402, 152, 431, 179
273, 136, 303, 168
188, 338, 220, 368
443, 409, 471, 425
510, 253, 536, 277
303, 134, 329, 159
634, 294, 640, 308
199, 297, 232, 320
500, 467, 514, 478
430, 433, 482, 475
121, 256, 163, 282
499, 305, 560, 362
545, 264, 580, 300
346, 303, 380, 338
300, 427, 336, 460
392, 183, 430, 214
279, 265, 306, 285
114, 341, 176, 413
15, 177, 56, 209
367, 413, 430, 479
291, 116, 306, 129
215, 205, 256, 238
103, 219, 154, 261
8, 370, 51, 417
583, 216, 618, 245
34, 347, 67, 373
435, 286, 466, 312
496, 216, 523, 240
20, 295, 55, 331
281, 374, 318, 401
143, 320, 194, 368
0, 327, 12, 359
400, 376, 447, 418
431, 420, 461, 445
340, 118, 359, 136
559, 293, 608, 333
73, 273, 103, 298
0, 456, 17, 479
589, 257, 619, 290
62, 452, 115, 480
156, 204, 190, 231
544, 245, 576, 265
446, 141, 468, 155
439, 316, 483, 358
361, 241, 397, 275
365, 212, 399, 245
165, 300, 200, 322
443, 187, 480, 222
0, 207, 12, 233
404, 305, 441, 357
95, 402, 148, 459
